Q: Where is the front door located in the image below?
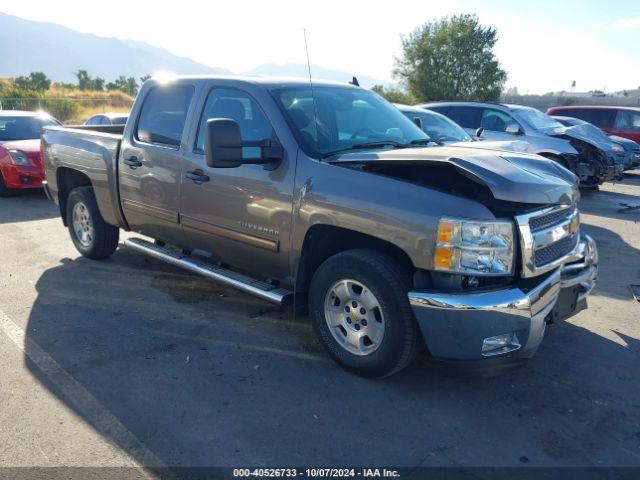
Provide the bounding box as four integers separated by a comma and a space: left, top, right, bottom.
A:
179, 86, 295, 281
119, 83, 195, 245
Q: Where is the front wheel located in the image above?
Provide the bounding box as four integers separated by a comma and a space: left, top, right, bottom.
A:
66, 186, 119, 259
308, 249, 421, 378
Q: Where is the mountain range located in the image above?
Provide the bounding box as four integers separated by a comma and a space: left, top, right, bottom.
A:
0, 12, 386, 88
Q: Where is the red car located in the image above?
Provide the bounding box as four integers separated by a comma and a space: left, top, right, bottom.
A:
546, 106, 640, 144
0, 111, 61, 197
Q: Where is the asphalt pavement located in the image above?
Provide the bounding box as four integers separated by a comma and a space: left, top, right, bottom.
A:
0, 174, 639, 475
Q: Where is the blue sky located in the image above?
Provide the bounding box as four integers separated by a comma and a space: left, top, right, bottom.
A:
0, 0, 638, 93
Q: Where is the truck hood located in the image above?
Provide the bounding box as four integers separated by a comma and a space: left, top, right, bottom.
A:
329, 146, 579, 205
448, 139, 531, 153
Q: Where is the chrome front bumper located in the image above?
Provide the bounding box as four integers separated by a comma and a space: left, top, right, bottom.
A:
408, 234, 598, 361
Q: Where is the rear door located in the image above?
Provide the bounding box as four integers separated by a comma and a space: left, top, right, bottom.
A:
119, 83, 195, 245
179, 85, 295, 280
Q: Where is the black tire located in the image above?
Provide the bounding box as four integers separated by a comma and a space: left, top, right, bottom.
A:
0, 173, 14, 198
308, 249, 421, 378
66, 186, 119, 259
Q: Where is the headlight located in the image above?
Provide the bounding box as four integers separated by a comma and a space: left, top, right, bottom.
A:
8, 150, 31, 166
434, 217, 515, 275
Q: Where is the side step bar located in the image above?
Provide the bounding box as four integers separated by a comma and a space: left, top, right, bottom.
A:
124, 237, 293, 305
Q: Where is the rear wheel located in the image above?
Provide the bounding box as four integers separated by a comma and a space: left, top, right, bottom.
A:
0, 173, 14, 197
66, 186, 119, 259
308, 249, 421, 378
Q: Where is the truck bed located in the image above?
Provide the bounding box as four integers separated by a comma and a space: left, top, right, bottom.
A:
41, 125, 126, 228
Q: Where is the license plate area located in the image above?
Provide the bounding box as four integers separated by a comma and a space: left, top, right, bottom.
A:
550, 286, 580, 322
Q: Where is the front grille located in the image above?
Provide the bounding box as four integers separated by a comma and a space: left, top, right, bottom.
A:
535, 235, 579, 267
529, 206, 574, 232
516, 204, 580, 278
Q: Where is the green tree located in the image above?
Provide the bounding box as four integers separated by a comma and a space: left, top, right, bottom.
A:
91, 77, 105, 90
125, 77, 139, 96
371, 85, 416, 105
13, 72, 51, 92
75, 70, 92, 90
394, 14, 507, 102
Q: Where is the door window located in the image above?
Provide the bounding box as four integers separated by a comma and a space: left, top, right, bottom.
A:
135, 85, 194, 147
615, 110, 640, 131
86, 116, 102, 126
195, 88, 274, 158
432, 106, 482, 129
480, 109, 512, 132
565, 108, 616, 128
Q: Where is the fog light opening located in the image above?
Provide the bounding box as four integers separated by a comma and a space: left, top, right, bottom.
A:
482, 332, 521, 357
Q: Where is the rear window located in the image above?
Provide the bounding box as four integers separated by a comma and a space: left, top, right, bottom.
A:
431, 106, 482, 129
556, 108, 616, 128
135, 85, 194, 147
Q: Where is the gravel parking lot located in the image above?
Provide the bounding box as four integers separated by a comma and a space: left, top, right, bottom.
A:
0, 174, 639, 474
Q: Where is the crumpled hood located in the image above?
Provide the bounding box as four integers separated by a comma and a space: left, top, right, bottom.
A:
330, 146, 579, 205
550, 125, 612, 150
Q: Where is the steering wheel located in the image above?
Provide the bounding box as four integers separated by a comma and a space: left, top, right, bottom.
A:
350, 128, 375, 140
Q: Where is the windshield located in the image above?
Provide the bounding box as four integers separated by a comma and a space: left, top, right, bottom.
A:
0, 115, 60, 141
512, 107, 563, 133
402, 110, 471, 142
272, 86, 430, 157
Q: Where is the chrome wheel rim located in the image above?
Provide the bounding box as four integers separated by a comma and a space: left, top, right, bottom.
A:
72, 202, 94, 247
324, 279, 385, 356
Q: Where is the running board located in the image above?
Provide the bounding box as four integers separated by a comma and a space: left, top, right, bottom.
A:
124, 238, 293, 305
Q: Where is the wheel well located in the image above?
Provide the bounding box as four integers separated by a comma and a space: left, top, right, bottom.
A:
57, 168, 92, 225
295, 225, 415, 293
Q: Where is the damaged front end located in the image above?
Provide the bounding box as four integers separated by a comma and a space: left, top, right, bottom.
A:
553, 133, 623, 186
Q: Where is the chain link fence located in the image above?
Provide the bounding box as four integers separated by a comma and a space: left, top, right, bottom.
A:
0, 97, 134, 123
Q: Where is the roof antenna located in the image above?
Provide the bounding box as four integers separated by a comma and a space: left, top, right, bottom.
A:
303, 28, 320, 140
350, 76, 360, 87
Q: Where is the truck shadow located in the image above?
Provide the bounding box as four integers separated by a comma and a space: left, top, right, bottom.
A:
0, 189, 59, 224
23, 246, 640, 469
579, 222, 640, 302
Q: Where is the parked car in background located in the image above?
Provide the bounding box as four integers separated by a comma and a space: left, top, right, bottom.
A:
396, 104, 530, 153
42, 76, 597, 377
546, 106, 640, 144
421, 102, 621, 187
84, 112, 129, 126
0, 111, 61, 197
553, 115, 639, 171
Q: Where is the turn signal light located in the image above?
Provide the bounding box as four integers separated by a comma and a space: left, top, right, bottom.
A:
434, 247, 453, 269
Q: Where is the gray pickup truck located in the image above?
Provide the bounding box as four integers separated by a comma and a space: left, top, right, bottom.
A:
42, 76, 598, 377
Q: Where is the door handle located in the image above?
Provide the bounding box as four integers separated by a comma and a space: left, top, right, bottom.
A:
123, 156, 143, 168
185, 169, 210, 183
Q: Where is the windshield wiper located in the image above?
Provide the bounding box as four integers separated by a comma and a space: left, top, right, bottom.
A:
410, 138, 441, 146
322, 139, 433, 158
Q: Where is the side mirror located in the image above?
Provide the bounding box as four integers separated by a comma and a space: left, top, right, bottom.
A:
506, 124, 522, 135
475, 127, 484, 138
412, 116, 423, 130
205, 118, 243, 168
205, 118, 283, 169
